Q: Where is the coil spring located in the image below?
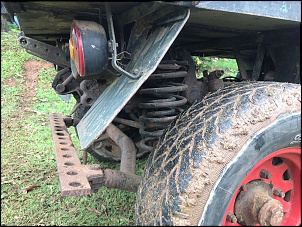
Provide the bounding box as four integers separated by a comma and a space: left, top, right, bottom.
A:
138, 61, 189, 152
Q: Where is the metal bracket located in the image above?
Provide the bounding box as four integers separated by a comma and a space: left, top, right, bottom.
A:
18, 36, 70, 68
252, 41, 266, 81
50, 113, 93, 196
79, 80, 101, 107
49, 113, 141, 196
52, 68, 81, 96
105, 2, 142, 80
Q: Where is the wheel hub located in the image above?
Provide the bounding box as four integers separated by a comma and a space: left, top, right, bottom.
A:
258, 199, 283, 226
223, 147, 300, 226
235, 181, 284, 226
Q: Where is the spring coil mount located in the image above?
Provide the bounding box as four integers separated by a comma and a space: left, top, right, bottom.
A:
138, 60, 189, 152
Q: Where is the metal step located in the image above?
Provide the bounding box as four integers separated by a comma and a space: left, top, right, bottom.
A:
49, 113, 92, 196
49, 113, 141, 196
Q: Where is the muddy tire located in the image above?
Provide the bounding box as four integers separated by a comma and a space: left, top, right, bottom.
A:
135, 81, 301, 226
74, 105, 122, 162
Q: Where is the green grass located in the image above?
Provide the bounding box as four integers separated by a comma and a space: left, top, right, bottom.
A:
193, 56, 238, 78
7, 21, 19, 32
1, 23, 41, 82
1, 22, 239, 226
1, 26, 148, 226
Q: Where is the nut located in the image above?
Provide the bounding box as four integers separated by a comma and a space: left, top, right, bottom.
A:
273, 188, 285, 198
226, 212, 237, 224
260, 169, 272, 179
240, 183, 247, 191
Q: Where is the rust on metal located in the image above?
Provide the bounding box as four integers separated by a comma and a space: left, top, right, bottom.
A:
207, 70, 224, 92
76, 7, 190, 150
49, 113, 92, 197
226, 211, 237, 224
80, 166, 140, 193
113, 117, 143, 129
208, 70, 224, 80
240, 183, 247, 191
208, 78, 224, 92
258, 199, 283, 226
273, 187, 285, 198
82, 149, 87, 165
102, 169, 140, 192
82, 165, 140, 193
234, 180, 284, 226
50, 114, 141, 196
260, 169, 272, 179
55, 73, 74, 93
106, 123, 137, 174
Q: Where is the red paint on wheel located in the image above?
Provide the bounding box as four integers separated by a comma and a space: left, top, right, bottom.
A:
223, 147, 301, 226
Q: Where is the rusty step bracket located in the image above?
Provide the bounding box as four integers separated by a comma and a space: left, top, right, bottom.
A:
50, 113, 94, 196
49, 113, 141, 197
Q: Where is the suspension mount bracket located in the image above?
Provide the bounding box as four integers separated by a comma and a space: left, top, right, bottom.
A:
18, 36, 70, 68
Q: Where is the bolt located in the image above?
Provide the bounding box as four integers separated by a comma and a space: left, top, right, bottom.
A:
226, 212, 237, 224
260, 169, 272, 179
273, 188, 285, 198
240, 183, 247, 191
57, 74, 74, 93
19, 37, 27, 45
108, 41, 113, 53
133, 68, 139, 75
56, 84, 65, 93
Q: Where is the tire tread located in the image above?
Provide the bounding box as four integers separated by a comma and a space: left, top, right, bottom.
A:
135, 81, 301, 225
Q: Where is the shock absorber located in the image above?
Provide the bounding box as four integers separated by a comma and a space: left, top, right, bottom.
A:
138, 60, 189, 152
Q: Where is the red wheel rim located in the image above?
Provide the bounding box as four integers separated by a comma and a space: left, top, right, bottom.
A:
223, 147, 301, 226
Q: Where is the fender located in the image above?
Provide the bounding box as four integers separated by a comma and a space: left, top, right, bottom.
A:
76, 6, 190, 150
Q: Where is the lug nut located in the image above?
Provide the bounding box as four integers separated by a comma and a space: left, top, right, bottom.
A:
240, 183, 247, 191
273, 188, 285, 198
226, 211, 237, 224
260, 169, 272, 179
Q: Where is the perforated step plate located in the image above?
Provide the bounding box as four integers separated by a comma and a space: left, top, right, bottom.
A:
49, 113, 92, 196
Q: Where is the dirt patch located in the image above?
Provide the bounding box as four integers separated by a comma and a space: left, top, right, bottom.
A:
22, 60, 53, 101
3, 59, 53, 98
6, 78, 17, 86
2, 59, 54, 119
